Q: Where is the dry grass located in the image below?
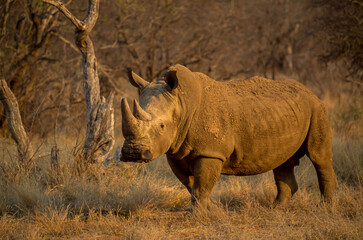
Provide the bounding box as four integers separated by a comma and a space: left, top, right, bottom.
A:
0, 97, 362, 239
0, 136, 362, 239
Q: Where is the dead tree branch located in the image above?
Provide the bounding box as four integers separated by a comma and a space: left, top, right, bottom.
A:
43, 0, 114, 164
0, 79, 34, 169
42, 0, 85, 31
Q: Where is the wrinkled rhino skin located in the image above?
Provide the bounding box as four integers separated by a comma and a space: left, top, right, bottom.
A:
121, 64, 337, 208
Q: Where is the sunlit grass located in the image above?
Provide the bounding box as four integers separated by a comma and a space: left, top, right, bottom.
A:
0, 133, 362, 239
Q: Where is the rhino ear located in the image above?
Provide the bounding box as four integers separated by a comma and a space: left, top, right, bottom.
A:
164, 71, 179, 91
127, 68, 149, 89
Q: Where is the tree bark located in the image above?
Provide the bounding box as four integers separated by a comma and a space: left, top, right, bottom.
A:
42, 0, 114, 164
0, 79, 34, 169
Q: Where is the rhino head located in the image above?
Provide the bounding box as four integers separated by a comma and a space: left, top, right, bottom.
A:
120, 68, 180, 163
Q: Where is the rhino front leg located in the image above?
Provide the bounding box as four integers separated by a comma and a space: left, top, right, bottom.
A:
192, 157, 223, 209
167, 157, 194, 193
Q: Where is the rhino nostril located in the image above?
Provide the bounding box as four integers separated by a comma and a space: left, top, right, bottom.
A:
141, 150, 153, 161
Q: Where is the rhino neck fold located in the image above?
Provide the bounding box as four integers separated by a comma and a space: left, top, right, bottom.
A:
168, 103, 198, 158
167, 70, 203, 157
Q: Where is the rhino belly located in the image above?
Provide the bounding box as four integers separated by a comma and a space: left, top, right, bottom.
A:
222, 134, 306, 176
221, 97, 310, 176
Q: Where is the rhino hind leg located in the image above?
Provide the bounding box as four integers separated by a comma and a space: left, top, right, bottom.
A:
306, 105, 337, 202
192, 157, 223, 209
311, 161, 337, 202
273, 158, 299, 205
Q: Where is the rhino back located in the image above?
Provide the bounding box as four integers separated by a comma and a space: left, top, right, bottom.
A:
186, 76, 319, 175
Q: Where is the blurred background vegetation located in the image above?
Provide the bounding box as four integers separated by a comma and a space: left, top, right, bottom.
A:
0, 0, 362, 139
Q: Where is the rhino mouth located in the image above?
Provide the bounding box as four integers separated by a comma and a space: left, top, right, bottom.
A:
120, 143, 153, 163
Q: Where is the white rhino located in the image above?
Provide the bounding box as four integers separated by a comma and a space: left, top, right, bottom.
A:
120, 64, 337, 208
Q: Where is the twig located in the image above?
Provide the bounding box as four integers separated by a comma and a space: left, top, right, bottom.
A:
346, 79, 363, 86
54, 32, 79, 52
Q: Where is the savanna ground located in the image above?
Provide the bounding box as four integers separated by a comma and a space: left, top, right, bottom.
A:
0, 96, 362, 239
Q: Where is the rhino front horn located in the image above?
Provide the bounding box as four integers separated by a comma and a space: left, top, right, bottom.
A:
133, 99, 152, 121
121, 98, 142, 137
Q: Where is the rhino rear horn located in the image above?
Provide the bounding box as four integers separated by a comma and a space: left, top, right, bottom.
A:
127, 68, 149, 89
121, 98, 142, 137
133, 99, 152, 121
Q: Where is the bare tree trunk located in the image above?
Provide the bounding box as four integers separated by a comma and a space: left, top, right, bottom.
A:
0, 79, 34, 169
42, 0, 114, 164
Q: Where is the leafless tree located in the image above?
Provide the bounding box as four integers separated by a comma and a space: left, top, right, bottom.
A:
42, 0, 114, 165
